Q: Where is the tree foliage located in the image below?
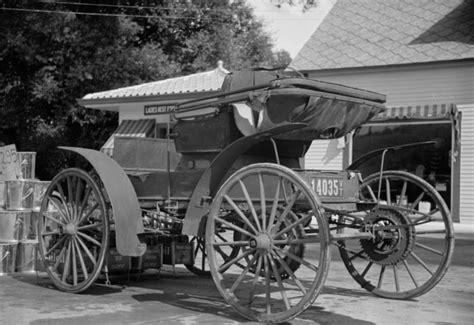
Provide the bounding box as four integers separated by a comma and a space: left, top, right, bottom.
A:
0, 0, 291, 179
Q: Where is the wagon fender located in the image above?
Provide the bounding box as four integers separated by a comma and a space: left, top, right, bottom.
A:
182, 123, 307, 236
59, 147, 146, 256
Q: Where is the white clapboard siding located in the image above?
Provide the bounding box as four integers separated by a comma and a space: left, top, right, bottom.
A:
458, 104, 474, 224
305, 138, 344, 170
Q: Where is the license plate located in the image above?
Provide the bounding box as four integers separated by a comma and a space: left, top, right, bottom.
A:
310, 177, 343, 197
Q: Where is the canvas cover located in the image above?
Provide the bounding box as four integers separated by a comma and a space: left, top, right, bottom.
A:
251, 87, 386, 140
175, 71, 387, 141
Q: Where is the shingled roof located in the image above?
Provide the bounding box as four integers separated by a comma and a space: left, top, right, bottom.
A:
290, 0, 474, 71
80, 62, 228, 103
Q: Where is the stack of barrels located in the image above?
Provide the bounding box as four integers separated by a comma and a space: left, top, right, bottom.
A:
0, 152, 49, 275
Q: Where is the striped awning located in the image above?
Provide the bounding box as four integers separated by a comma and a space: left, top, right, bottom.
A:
101, 119, 155, 157
372, 104, 454, 121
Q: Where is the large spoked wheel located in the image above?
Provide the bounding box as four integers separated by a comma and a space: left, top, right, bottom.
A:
338, 171, 454, 299
206, 163, 330, 323
37, 168, 110, 293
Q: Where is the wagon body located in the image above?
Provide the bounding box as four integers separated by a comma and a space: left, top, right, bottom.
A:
36, 70, 454, 323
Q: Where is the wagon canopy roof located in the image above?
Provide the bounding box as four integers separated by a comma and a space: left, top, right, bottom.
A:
78, 63, 229, 107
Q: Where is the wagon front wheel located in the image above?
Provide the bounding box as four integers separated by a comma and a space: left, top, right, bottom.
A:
37, 168, 110, 293
338, 171, 454, 299
206, 163, 330, 323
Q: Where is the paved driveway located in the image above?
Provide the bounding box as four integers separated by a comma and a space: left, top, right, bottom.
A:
1, 227, 473, 325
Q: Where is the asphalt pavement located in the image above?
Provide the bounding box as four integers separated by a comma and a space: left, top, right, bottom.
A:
1, 223, 473, 325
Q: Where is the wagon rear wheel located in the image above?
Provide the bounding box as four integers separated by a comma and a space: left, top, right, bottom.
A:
338, 171, 454, 299
37, 168, 110, 293
206, 163, 330, 323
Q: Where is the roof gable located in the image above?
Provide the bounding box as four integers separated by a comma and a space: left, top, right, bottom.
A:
290, 0, 474, 71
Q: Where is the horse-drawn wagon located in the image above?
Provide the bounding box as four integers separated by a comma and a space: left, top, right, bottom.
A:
37, 70, 454, 323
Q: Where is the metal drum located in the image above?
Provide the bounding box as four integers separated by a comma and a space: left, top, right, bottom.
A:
0, 243, 17, 275
18, 152, 36, 179
16, 240, 38, 273
4, 180, 35, 210
0, 211, 32, 242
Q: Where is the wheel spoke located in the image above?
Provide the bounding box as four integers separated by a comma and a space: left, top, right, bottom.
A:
74, 177, 84, 222
266, 177, 281, 232
271, 189, 300, 235
377, 265, 386, 289
409, 191, 425, 210
48, 197, 70, 224
55, 182, 73, 223
267, 254, 290, 310
71, 238, 78, 286
248, 253, 264, 304
230, 252, 260, 293
77, 186, 92, 222
238, 180, 262, 232
272, 245, 318, 272
77, 231, 102, 248
273, 250, 307, 294
402, 260, 418, 288
73, 238, 89, 280
274, 213, 311, 238
77, 222, 103, 231
218, 248, 255, 273
349, 249, 366, 262
76, 236, 97, 266
215, 216, 256, 239
393, 265, 400, 292
78, 202, 100, 226
416, 229, 446, 236
41, 230, 60, 237
212, 240, 249, 247
62, 240, 72, 282
45, 236, 67, 257
385, 179, 392, 205
415, 242, 443, 256
67, 175, 74, 210
366, 185, 377, 201
398, 181, 407, 206
223, 195, 259, 235
53, 241, 68, 271
361, 261, 373, 277
410, 252, 433, 275
259, 173, 266, 231
264, 253, 271, 315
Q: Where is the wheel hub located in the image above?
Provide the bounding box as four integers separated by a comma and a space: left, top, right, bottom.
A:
63, 223, 77, 236
249, 233, 273, 251
360, 207, 415, 265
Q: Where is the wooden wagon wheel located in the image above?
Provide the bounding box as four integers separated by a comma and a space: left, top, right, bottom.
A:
338, 171, 454, 299
37, 168, 110, 293
206, 163, 330, 323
